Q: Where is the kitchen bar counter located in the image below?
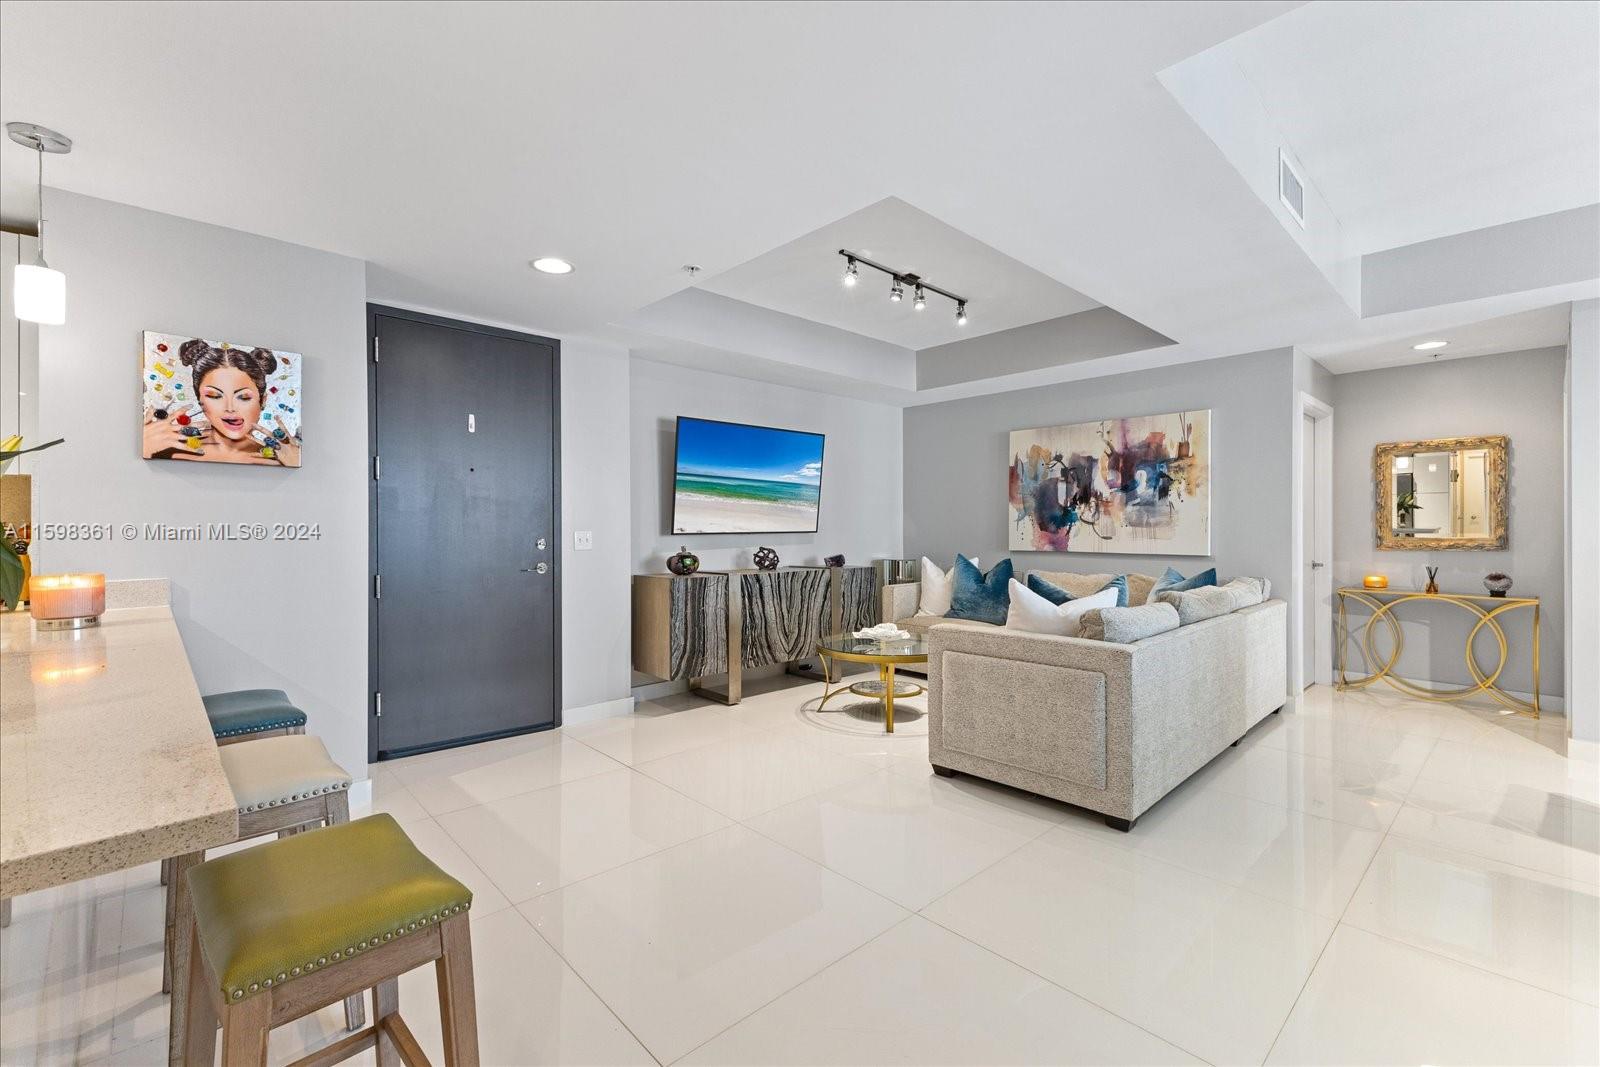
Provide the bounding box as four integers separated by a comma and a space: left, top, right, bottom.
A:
0, 603, 237, 896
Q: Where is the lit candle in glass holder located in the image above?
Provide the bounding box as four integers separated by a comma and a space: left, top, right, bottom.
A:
29, 573, 106, 630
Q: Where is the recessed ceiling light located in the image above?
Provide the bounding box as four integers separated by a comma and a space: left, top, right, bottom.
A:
1412, 339, 1448, 351
530, 257, 574, 275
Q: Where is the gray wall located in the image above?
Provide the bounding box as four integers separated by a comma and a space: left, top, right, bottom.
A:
631, 356, 903, 574
558, 338, 634, 712
33, 191, 371, 775
903, 348, 1298, 674
1331, 347, 1567, 698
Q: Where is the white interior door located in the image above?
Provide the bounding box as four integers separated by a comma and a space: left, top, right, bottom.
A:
1302, 413, 1317, 688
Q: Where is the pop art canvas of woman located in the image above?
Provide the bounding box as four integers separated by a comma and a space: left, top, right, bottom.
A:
140, 332, 302, 467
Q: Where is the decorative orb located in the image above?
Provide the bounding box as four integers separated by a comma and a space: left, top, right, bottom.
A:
753, 546, 780, 571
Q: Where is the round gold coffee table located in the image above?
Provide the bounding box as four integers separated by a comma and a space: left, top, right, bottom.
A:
814, 632, 928, 733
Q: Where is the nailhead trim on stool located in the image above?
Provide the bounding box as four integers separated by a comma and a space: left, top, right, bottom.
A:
236, 780, 349, 814
224, 903, 471, 1000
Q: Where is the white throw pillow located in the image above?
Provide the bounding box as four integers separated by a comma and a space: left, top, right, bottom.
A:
1004, 579, 1118, 637
916, 556, 978, 616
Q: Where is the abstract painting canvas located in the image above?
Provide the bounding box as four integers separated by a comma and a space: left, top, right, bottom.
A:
140, 332, 302, 467
1009, 409, 1210, 555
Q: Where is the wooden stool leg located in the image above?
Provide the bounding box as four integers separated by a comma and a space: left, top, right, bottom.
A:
165, 850, 203, 1066
219, 988, 271, 1067
324, 790, 366, 1033
436, 913, 479, 1066
1, 897, 10, 928
182, 924, 219, 1065
373, 977, 401, 1066
160, 857, 171, 886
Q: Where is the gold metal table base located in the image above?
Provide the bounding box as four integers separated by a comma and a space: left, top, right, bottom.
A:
815, 648, 928, 733
1335, 588, 1540, 717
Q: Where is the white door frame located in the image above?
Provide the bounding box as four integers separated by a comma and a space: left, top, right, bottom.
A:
1292, 393, 1335, 693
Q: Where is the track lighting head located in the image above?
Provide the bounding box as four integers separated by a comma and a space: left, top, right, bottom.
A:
835, 249, 968, 327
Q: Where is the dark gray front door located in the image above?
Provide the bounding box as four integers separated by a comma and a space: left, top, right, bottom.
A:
369, 306, 559, 759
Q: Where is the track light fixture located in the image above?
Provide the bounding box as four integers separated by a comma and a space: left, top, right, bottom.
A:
836, 250, 967, 327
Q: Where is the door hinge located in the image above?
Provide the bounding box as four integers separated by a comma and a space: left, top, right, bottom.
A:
374, 691, 383, 717
373, 454, 381, 481
372, 336, 380, 363
374, 574, 382, 599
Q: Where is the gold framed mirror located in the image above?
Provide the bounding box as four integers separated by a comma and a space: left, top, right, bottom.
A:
1374, 435, 1508, 550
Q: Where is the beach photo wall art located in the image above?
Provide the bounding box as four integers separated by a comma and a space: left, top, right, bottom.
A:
1009, 409, 1210, 555
672, 416, 825, 534
141, 331, 302, 467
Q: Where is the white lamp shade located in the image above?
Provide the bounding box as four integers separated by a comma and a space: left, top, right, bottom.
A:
14, 261, 65, 325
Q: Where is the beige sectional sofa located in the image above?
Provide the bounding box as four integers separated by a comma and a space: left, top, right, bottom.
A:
881, 571, 1286, 830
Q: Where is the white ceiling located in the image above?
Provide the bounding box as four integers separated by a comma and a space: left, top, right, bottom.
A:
1305, 303, 1574, 375
1220, 0, 1600, 255
698, 197, 1101, 349
0, 0, 1593, 400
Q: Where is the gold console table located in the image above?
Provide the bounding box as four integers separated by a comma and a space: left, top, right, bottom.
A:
1335, 588, 1540, 717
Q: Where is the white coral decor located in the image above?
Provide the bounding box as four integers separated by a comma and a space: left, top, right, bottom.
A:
854, 623, 911, 641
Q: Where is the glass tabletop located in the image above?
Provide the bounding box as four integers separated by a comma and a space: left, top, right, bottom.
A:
817, 632, 928, 661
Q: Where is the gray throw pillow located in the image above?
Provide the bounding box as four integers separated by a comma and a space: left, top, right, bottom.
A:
1079, 601, 1180, 642
1217, 576, 1269, 610
1155, 586, 1237, 625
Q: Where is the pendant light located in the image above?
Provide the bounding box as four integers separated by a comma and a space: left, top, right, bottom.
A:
6, 123, 72, 326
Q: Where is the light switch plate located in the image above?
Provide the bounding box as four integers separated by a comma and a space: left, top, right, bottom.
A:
574, 530, 594, 551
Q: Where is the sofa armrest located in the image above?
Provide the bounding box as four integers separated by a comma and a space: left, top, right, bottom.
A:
882, 582, 921, 624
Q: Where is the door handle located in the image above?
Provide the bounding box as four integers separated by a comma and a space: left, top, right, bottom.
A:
535, 562, 549, 575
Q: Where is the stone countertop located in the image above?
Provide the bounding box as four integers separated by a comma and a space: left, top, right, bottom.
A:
0, 605, 238, 897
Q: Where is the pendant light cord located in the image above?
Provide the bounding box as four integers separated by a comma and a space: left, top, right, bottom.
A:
35, 144, 46, 262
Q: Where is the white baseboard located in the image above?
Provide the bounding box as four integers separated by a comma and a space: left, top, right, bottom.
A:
348, 777, 373, 812
562, 696, 636, 726
1568, 738, 1600, 764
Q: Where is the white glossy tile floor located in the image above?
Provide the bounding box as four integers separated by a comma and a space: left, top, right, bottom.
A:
4, 682, 1598, 1065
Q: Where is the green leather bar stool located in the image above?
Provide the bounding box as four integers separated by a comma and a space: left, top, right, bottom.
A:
203, 688, 309, 744
180, 813, 478, 1067
163, 734, 364, 1034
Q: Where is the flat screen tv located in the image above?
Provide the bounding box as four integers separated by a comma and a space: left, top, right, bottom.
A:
672, 416, 826, 535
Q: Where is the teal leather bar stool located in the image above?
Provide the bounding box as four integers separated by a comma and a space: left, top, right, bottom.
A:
162, 689, 311, 892
203, 688, 308, 744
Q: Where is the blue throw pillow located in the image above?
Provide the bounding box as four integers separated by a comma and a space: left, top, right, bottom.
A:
1025, 573, 1072, 605
1153, 566, 1217, 596
948, 554, 1013, 625
1026, 573, 1129, 608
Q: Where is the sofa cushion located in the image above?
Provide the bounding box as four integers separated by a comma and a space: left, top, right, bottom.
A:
1029, 570, 1157, 607
1152, 566, 1217, 597
939, 650, 1107, 790
947, 555, 1013, 626
900, 614, 997, 637
1079, 601, 1181, 643
1155, 584, 1236, 625
915, 556, 979, 617
1005, 579, 1119, 637
1217, 576, 1270, 609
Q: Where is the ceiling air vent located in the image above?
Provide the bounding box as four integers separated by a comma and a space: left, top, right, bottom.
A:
1278, 148, 1306, 228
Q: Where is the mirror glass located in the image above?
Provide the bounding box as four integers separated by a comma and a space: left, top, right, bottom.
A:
1375, 436, 1507, 550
